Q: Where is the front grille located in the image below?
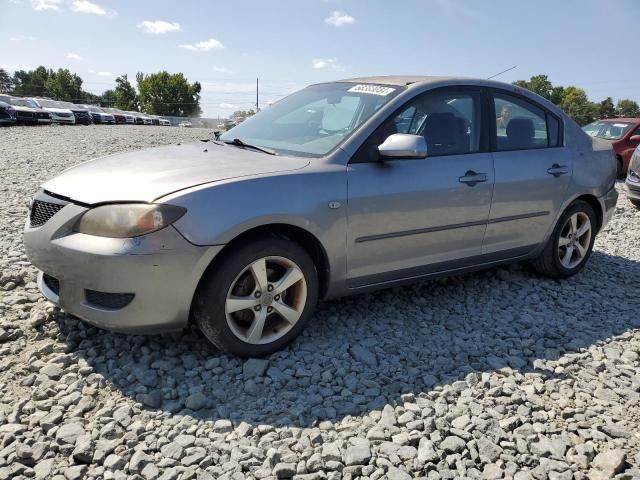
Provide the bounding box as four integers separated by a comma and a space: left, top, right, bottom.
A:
30, 200, 64, 227
36, 112, 50, 119
17, 111, 35, 119
85, 290, 134, 310
43, 274, 60, 295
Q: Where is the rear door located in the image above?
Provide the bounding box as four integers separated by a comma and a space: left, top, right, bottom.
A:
483, 90, 572, 254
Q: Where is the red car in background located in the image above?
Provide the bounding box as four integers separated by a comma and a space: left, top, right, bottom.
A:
583, 118, 640, 175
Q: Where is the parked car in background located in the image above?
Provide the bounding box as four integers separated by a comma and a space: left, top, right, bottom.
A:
56, 102, 92, 125
103, 108, 128, 124
122, 112, 135, 124
159, 118, 171, 126
178, 120, 192, 127
16, 98, 52, 124
0, 100, 16, 126
0, 95, 40, 125
83, 106, 115, 124
125, 111, 145, 125
582, 118, 640, 175
23, 76, 618, 357
150, 116, 160, 126
31, 98, 76, 124
626, 145, 640, 210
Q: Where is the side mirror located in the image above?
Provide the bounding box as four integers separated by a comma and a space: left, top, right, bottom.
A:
629, 135, 640, 143
378, 133, 428, 160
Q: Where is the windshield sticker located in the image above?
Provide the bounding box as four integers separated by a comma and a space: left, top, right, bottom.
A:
613, 123, 629, 128
347, 84, 396, 96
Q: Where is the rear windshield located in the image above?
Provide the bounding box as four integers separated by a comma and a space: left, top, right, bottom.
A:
582, 121, 634, 140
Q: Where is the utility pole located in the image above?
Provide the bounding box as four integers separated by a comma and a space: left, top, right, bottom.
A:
256, 77, 259, 113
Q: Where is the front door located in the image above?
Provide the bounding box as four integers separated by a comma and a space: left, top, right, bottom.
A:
346, 87, 494, 287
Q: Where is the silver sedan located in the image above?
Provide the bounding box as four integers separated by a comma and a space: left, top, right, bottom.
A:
24, 76, 618, 357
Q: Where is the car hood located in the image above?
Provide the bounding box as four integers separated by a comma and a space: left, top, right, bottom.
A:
12, 105, 38, 112
44, 107, 73, 114
43, 142, 310, 204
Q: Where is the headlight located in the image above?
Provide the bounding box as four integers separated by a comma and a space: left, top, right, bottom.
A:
73, 203, 186, 238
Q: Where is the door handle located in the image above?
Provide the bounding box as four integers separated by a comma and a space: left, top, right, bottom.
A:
459, 170, 487, 186
547, 164, 569, 177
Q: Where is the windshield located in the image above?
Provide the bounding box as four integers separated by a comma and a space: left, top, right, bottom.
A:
220, 82, 404, 156
15, 98, 39, 108
36, 98, 63, 108
582, 121, 634, 140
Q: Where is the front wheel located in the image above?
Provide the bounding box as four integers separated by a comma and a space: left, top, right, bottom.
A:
530, 200, 596, 279
630, 199, 640, 210
193, 236, 319, 357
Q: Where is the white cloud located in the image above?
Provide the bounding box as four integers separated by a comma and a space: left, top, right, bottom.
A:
212, 66, 232, 74
179, 38, 224, 52
219, 103, 236, 109
312, 58, 338, 70
31, 0, 62, 11
137, 20, 180, 34
71, 0, 116, 17
0, 63, 28, 72
67, 52, 82, 60
97, 71, 113, 77
325, 11, 356, 27
9, 35, 37, 41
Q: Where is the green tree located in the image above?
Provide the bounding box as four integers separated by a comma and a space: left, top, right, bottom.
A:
598, 97, 616, 119
44, 68, 83, 101
80, 91, 102, 105
513, 74, 554, 100
114, 74, 138, 111
616, 99, 640, 117
0, 68, 13, 93
12, 66, 51, 97
136, 71, 201, 116
559, 86, 598, 126
232, 109, 255, 119
100, 89, 116, 107
550, 86, 565, 105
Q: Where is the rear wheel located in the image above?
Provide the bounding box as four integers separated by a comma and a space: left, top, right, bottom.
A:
630, 199, 640, 210
530, 200, 596, 278
193, 236, 318, 357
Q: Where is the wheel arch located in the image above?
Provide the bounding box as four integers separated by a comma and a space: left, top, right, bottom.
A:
192, 223, 331, 312
572, 193, 603, 233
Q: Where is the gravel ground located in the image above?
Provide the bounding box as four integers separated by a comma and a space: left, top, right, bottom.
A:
1, 124, 640, 480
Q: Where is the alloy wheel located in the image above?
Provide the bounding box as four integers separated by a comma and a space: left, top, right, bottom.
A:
225, 256, 307, 345
557, 212, 592, 269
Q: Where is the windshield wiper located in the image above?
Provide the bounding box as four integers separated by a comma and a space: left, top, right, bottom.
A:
224, 138, 278, 156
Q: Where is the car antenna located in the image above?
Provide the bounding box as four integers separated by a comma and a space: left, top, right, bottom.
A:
486, 65, 517, 80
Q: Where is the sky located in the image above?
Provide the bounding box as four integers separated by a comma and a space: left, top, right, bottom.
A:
1, 0, 639, 118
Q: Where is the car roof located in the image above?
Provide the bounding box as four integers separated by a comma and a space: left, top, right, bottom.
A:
335, 75, 461, 86
598, 117, 640, 123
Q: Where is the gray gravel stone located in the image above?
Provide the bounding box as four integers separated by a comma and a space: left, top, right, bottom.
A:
1, 127, 639, 480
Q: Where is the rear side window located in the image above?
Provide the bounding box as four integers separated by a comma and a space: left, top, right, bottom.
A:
493, 92, 561, 151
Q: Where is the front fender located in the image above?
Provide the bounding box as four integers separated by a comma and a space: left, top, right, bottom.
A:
160, 166, 348, 293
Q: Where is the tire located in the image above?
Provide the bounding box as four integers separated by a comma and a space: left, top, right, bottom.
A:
193, 235, 319, 357
529, 200, 597, 279
631, 199, 640, 210
616, 157, 624, 178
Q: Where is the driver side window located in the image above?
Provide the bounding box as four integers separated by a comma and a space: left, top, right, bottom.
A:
351, 88, 481, 163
